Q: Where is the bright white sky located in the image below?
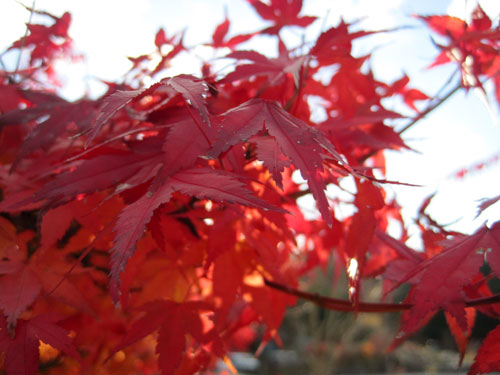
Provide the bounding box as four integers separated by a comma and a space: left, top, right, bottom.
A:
1, 0, 500, 246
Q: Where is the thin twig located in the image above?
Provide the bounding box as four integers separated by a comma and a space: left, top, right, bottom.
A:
265, 278, 411, 313
65, 123, 172, 163
398, 66, 498, 135
265, 278, 500, 313
398, 80, 462, 135
0, 54, 9, 75
13, 0, 37, 81
356, 69, 460, 164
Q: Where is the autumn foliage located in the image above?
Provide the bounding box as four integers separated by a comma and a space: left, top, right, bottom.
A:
1, 1, 500, 374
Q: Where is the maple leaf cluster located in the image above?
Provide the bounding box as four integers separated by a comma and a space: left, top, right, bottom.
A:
420, 5, 500, 100
0, 1, 499, 375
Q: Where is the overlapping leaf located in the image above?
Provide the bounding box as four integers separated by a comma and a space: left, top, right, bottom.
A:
392, 222, 500, 332
0, 144, 163, 211
110, 167, 286, 302
0, 266, 41, 330
87, 74, 210, 145
221, 50, 306, 87
149, 106, 215, 192
470, 324, 500, 375
0, 314, 80, 375
1, 2, 500, 375
0, 99, 95, 170
209, 98, 346, 226
108, 300, 215, 375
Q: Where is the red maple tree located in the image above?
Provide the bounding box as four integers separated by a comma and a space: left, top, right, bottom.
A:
1, 1, 500, 374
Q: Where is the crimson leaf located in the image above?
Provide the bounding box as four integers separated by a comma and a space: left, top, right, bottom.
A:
393, 223, 500, 332
208, 98, 346, 226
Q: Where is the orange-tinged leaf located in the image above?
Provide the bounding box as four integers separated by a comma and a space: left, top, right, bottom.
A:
418, 15, 466, 39
109, 300, 215, 375
253, 135, 291, 190
27, 314, 81, 360
110, 167, 285, 303
445, 307, 475, 366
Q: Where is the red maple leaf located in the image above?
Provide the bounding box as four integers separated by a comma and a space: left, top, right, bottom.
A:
0, 216, 92, 332
109, 300, 217, 375
470, 323, 500, 374
252, 135, 291, 189
148, 105, 216, 192
87, 74, 210, 145
109, 167, 286, 303
151, 28, 186, 74
392, 222, 500, 332
8, 10, 72, 65
208, 98, 347, 226
2, 3, 500, 375
221, 50, 307, 88
211, 16, 255, 49
0, 143, 163, 211
388, 75, 430, 112
445, 308, 476, 366
344, 180, 384, 305
0, 314, 80, 375
421, 6, 500, 94
0, 99, 95, 171
0, 265, 41, 331
0, 221, 40, 331
87, 90, 142, 145
477, 194, 500, 218
247, 0, 316, 34
309, 20, 378, 65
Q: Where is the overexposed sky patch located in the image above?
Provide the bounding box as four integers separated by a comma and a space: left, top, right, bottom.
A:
448, 0, 500, 19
